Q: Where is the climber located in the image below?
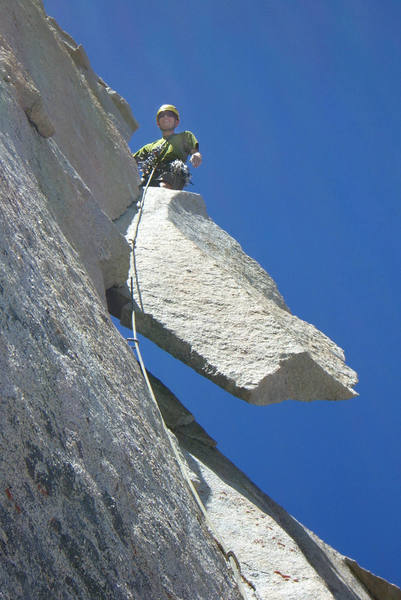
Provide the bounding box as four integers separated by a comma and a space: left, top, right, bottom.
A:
133, 104, 202, 190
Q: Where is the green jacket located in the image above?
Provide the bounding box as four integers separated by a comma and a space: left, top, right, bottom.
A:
133, 131, 199, 165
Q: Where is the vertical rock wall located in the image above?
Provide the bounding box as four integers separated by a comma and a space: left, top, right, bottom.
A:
0, 0, 140, 304
155, 376, 401, 600
0, 151, 241, 599
0, 1, 243, 598
0, 1, 398, 599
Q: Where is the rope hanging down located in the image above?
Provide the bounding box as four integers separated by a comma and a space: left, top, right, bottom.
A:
129, 164, 157, 312
126, 174, 250, 599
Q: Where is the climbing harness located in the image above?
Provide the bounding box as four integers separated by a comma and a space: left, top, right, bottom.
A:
158, 159, 191, 190
136, 136, 192, 190
126, 173, 250, 600
136, 143, 167, 186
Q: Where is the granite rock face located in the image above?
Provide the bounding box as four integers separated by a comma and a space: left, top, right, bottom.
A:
111, 189, 358, 405
155, 382, 400, 600
179, 436, 393, 600
149, 372, 217, 448
0, 2, 243, 598
0, 153, 242, 599
2, 2, 395, 599
2, 0, 140, 220
0, 0, 141, 305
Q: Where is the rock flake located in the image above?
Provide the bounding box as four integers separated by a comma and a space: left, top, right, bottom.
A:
111, 188, 358, 405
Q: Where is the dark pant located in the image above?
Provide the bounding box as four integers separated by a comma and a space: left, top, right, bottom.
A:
143, 160, 190, 190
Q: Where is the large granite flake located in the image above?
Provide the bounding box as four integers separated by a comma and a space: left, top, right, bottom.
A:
111, 189, 358, 405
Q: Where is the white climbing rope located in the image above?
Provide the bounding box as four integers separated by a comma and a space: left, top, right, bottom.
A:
127, 174, 249, 600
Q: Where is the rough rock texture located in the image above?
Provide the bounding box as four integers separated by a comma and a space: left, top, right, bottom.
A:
0, 155, 242, 599
2, 0, 140, 221
180, 438, 385, 600
0, 0, 141, 304
0, 2, 243, 598
1, 1, 397, 599
153, 381, 399, 600
149, 372, 217, 448
110, 189, 358, 405
344, 559, 401, 600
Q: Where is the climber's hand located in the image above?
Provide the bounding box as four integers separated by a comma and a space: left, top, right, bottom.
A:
190, 152, 202, 168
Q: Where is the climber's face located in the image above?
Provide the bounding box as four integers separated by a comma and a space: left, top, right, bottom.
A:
157, 111, 179, 133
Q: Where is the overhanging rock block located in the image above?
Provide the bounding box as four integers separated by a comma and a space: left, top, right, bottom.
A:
112, 188, 358, 405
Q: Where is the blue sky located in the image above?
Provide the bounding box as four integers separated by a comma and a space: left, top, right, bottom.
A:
43, 0, 401, 587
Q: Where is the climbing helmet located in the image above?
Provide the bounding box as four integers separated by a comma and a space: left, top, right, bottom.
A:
156, 104, 180, 123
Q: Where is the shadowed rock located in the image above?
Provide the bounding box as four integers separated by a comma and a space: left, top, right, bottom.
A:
0, 3, 244, 597
345, 558, 401, 600
149, 372, 217, 447
151, 374, 400, 600
3, 2, 392, 599
111, 188, 358, 405
0, 0, 142, 304
0, 157, 242, 599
